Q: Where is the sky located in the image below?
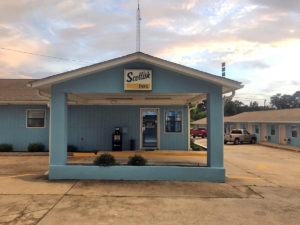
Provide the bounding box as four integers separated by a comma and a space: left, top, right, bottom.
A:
0, 0, 299, 106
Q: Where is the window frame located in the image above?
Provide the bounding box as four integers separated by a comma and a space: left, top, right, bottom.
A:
26, 109, 46, 129
271, 125, 276, 136
255, 125, 259, 134
291, 126, 298, 138
164, 109, 183, 134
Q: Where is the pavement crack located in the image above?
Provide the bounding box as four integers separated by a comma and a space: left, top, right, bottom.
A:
35, 181, 79, 225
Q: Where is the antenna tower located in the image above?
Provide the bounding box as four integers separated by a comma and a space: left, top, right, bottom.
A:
136, 0, 141, 52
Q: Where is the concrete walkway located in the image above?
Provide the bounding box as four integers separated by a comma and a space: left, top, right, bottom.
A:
0, 144, 299, 225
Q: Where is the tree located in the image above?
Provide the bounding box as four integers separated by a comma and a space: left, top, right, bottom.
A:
224, 99, 237, 116
270, 93, 297, 109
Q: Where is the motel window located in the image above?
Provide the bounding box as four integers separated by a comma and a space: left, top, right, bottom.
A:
271, 125, 276, 136
255, 125, 259, 134
165, 111, 182, 133
292, 126, 298, 138
27, 109, 46, 128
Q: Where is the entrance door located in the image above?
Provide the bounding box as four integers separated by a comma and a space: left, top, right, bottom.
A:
140, 109, 159, 150
262, 124, 267, 141
279, 125, 286, 145
248, 124, 252, 133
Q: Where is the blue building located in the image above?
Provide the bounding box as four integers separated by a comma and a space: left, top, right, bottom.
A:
0, 52, 242, 181
192, 109, 300, 149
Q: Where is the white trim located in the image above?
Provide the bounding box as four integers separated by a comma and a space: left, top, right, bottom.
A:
291, 125, 298, 138
26, 109, 46, 129
140, 108, 160, 150
29, 52, 243, 92
164, 109, 183, 134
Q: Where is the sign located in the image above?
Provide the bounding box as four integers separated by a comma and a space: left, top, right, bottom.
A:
124, 69, 152, 90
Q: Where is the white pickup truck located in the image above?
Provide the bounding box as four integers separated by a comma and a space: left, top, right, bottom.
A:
224, 129, 257, 145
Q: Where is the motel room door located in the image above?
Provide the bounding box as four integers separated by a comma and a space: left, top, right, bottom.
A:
140, 109, 160, 150
262, 124, 267, 141
279, 125, 286, 145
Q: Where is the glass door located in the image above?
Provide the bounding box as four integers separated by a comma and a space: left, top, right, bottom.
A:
141, 109, 159, 149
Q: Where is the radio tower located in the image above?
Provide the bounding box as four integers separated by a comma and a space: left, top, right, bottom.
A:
136, 0, 141, 52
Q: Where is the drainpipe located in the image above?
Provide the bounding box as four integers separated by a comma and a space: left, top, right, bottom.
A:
223, 90, 235, 101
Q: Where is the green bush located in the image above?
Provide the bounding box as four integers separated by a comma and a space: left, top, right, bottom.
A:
190, 139, 201, 151
0, 144, 13, 152
28, 143, 45, 152
67, 145, 78, 152
94, 153, 116, 166
128, 154, 147, 166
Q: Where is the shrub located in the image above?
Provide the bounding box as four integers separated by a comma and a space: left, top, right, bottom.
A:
94, 153, 116, 166
68, 145, 78, 152
28, 143, 45, 152
190, 139, 201, 151
0, 144, 13, 152
128, 154, 147, 166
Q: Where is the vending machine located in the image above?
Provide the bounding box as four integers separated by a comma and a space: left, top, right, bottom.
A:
112, 127, 122, 151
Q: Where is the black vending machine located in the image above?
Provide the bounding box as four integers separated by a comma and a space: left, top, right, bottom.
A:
112, 127, 122, 151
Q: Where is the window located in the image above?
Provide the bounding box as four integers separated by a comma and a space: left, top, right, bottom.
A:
27, 109, 46, 128
271, 125, 276, 135
255, 125, 259, 134
165, 110, 182, 133
292, 126, 298, 138
231, 130, 242, 134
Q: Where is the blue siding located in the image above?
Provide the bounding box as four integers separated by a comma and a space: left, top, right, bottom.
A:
267, 124, 279, 144
285, 124, 300, 147
68, 105, 188, 151
0, 105, 188, 151
225, 122, 300, 147
0, 105, 49, 151
53, 62, 220, 94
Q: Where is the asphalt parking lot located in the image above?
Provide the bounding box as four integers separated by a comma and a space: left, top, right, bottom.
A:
0, 145, 299, 225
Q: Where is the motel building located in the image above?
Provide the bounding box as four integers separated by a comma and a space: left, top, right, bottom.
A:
0, 52, 242, 182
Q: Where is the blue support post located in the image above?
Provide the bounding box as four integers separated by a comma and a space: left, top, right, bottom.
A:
207, 90, 224, 168
50, 91, 67, 166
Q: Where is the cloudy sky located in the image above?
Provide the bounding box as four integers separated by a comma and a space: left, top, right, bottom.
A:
0, 0, 299, 105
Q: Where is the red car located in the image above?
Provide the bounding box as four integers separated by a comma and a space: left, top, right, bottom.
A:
190, 127, 207, 138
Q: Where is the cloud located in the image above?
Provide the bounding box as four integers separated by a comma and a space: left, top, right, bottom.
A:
0, 0, 299, 105
234, 60, 269, 69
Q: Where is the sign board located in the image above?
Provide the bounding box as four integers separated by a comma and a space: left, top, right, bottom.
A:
124, 69, 152, 90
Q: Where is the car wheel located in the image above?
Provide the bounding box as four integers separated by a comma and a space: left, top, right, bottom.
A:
251, 138, 257, 144
234, 139, 240, 145
224, 141, 228, 144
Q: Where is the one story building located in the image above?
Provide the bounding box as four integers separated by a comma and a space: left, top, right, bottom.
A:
192, 108, 300, 148
0, 52, 243, 181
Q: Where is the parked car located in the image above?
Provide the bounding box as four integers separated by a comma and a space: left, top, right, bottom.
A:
190, 127, 207, 138
224, 129, 257, 144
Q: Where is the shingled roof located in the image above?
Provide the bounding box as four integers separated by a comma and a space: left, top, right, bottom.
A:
0, 79, 48, 104
192, 108, 300, 124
